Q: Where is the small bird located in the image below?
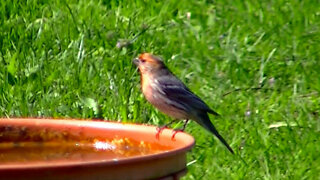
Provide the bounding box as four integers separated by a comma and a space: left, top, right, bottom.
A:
133, 53, 234, 154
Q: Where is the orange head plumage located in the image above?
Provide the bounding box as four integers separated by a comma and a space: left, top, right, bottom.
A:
133, 53, 165, 74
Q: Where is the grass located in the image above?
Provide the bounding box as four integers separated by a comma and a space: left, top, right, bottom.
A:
1, 0, 319, 179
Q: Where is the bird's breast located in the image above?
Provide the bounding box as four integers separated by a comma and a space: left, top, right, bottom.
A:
141, 74, 153, 97
141, 74, 159, 102
141, 74, 188, 119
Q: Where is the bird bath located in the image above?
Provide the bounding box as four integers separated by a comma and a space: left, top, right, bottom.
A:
0, 118, 195, 180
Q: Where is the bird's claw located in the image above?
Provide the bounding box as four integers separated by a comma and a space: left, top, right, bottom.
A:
156, 125, 167, 139
171, 128, 185, 140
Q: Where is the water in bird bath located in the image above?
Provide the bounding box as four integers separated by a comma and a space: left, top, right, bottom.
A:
0, 125, 174, 165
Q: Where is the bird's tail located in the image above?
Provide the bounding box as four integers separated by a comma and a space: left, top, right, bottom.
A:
208, 109, 220, 116
195, 113, 234, 154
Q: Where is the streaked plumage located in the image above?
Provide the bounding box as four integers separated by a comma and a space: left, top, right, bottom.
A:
133, 53, 234, 154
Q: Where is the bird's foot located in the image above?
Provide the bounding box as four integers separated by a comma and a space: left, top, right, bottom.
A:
155, 120, 180, 139
156, 125, 168, 139
171, 128, 185, 140
171, 119, 189, 140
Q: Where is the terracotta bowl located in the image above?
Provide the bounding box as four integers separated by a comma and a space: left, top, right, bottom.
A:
0, 118, 195, 180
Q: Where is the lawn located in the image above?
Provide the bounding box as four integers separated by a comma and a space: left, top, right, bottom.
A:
1, 0, 319, 179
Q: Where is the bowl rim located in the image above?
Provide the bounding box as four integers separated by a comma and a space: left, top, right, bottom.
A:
0, 118, 195, 170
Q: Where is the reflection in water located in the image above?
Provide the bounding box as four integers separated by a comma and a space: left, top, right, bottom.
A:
0, 126, 173, 164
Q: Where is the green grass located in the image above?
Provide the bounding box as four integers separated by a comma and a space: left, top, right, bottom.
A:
1, 0, 320, 179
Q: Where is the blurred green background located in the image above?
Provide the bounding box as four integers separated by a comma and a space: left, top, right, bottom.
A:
0, 0, 319, 179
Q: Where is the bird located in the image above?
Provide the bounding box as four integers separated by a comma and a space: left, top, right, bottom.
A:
133, 53, 234, 154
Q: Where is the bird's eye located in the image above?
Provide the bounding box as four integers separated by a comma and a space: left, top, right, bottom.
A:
141, 59, 146, 63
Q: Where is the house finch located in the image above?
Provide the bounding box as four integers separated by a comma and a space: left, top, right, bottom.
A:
133, 53, 234, 154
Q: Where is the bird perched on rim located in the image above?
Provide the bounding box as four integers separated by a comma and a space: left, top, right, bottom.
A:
133, 53, 234, 154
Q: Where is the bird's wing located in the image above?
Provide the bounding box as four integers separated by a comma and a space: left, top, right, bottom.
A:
156, 75, 219, 115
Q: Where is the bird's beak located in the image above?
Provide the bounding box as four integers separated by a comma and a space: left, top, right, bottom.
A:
133, 58, 140, 66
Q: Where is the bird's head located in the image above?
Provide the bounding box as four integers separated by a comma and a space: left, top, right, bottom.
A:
133, 53, 165, 74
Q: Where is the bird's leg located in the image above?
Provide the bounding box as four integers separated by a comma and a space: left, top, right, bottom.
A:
156, 119, 180, 139
157, 119, 179, 131
171, 119, 189, 140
